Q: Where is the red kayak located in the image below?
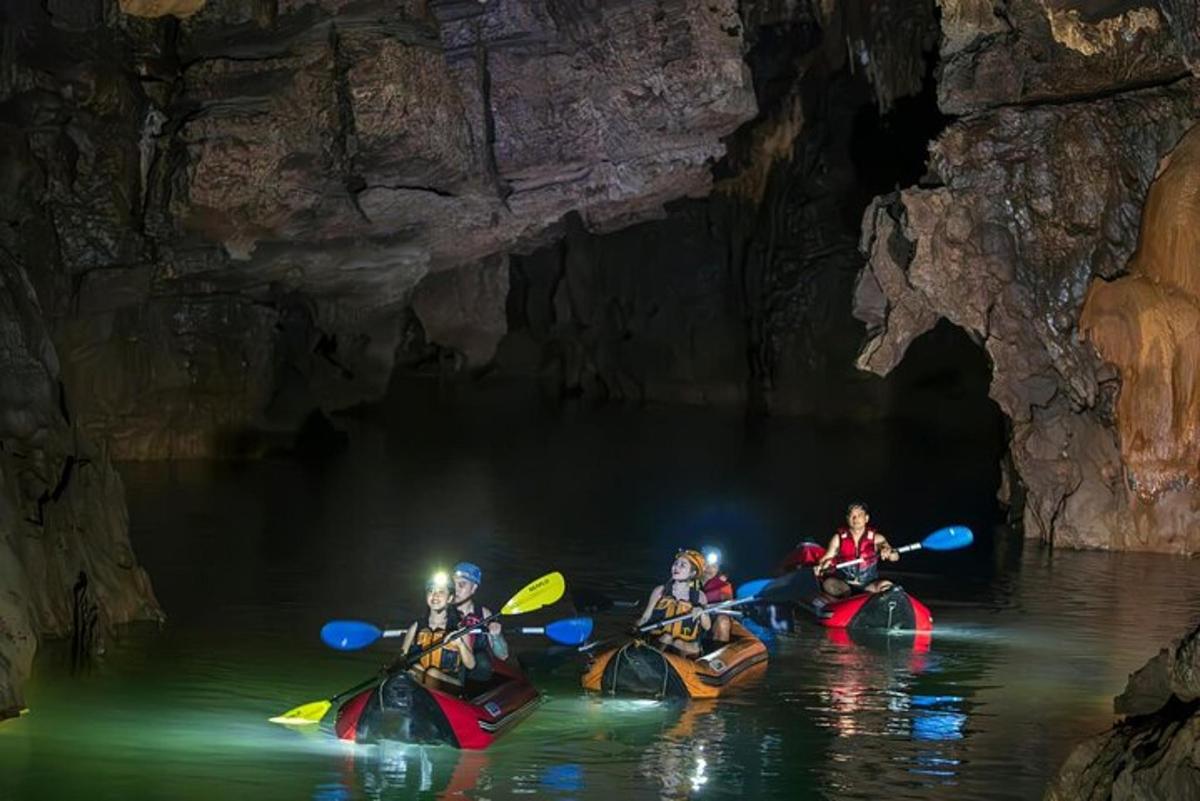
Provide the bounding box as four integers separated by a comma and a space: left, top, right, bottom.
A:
778, 542, 933, 632
334, 660, 542, 749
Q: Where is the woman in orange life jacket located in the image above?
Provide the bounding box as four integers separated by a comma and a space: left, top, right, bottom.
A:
813, 502, 899, 598
451, 561, 509, 681
700, 547, 734, 644
636, 549, 712, 658
398, 571, 476, 693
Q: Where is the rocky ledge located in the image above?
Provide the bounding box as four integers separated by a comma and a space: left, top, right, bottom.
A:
1046, 620, 1200, 800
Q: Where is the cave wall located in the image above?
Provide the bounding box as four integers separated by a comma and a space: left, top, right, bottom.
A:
485, 1, 942, 416
856, 0, 1200, 552
0, 252, 161, 719
1079, 123, 1200, 551
2, 0, 758, 460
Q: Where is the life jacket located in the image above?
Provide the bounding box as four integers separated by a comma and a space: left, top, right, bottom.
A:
702, 574, 733, 604
408, 614, 467, 674
835, 527, 880, 584
647, 586, 705, 642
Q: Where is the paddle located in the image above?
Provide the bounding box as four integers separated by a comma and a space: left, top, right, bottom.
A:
270, 571, 566, 726
320, 616, 594, 651
832, 525, 974, 570
574, 573, 813, 652
635, 570, 814, 634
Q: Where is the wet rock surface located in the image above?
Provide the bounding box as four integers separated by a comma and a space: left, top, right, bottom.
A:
1046, 621, 1200, 801
1080, 123, 1200, 521
0, 253, 161, 719
854, 63, 1200, 551
937, 0, 1194, 114
1, 0, 757, 459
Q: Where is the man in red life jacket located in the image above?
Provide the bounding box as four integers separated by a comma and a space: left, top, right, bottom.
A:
813, 502, 899, 597
701, 547, 733, 644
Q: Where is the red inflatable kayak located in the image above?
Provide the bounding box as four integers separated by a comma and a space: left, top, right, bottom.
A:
334, 660, 541, 749
778, 542, 933, 632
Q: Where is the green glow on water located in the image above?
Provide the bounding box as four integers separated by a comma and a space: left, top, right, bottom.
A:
6, 412, 1200, 800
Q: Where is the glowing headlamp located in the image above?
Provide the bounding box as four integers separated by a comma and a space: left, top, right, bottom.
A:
705, 549, 720, 565
426, 571, 450, 592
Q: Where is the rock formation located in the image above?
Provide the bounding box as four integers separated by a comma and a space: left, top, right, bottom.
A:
0, 254, 161, 719
2, 0, 757, 460
854, 0, 1200, 552
1046, 620, 1200, 800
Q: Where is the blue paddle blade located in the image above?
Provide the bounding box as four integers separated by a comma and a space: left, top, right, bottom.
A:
320, 620, 383, 651
736, 578, 771, 599
544, 617, 593, 646
923, 526, 975, 551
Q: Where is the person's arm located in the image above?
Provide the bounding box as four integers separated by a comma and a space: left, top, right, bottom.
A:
400, 622, 417, 655
454, 636, 476, 670
388, 622, 419, 673
637, 586, 664, 626
815, 534, 840, 573
694, 596, 712, 631
482, 606, 509, 660
876, 533, 899, 561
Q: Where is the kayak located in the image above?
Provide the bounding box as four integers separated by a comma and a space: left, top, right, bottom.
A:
777, 542, 933, 632
334, 660, 542, 748
582, 621, 768, 699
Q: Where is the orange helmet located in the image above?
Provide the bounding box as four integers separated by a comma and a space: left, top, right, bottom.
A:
674, 549, 706, 578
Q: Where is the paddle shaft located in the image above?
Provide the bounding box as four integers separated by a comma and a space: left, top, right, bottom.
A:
328, 609, 504, 706
375, 624, 539, 639
834, 542, 918, 570
637, 596, 751, 632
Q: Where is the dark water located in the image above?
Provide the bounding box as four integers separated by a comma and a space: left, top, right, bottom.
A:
4, 383, 1199, 800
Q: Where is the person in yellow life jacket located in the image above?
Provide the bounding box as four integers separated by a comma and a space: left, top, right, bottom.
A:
399, 572, 476, 692
636, 549, 712, 658
701, 548, 733, 645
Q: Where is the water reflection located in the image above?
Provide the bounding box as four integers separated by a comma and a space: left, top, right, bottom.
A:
329, 742, 488, 800
801, 626, 983, 796
636, 701, 727, 800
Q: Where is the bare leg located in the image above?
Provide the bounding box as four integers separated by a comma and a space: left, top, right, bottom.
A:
822, 576, 851, 597
712, 614, 731, 644
670, 639, 701, 658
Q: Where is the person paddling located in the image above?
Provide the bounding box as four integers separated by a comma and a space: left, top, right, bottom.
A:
397, 572, 476, 693
813, 502, 899, 597
701, 548, 733, 645
451, 561, 509, 680
636, 549, 712, 658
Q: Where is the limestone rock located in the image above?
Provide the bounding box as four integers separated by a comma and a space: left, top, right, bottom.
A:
937, 0, 1191, 114
0, 252, 161, 718
1047, 622, 1200, 800
854, 79, 1200, 551
1080, 123, 1200, 502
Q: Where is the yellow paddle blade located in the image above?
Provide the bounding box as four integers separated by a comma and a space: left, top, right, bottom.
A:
268, 699, 331, 726
501, 571, 565, 615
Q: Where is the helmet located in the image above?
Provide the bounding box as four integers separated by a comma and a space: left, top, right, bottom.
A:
426, 571, 450, 593
452, 561, 483, 586
674, 549, 705, 577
